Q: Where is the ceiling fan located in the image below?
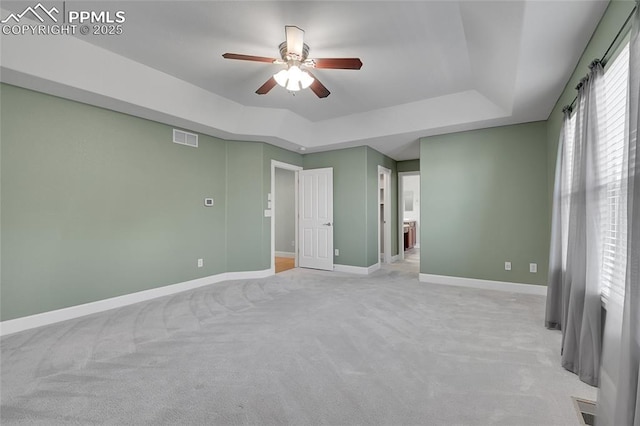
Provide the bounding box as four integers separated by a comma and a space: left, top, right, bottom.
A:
222, 26, 362, 98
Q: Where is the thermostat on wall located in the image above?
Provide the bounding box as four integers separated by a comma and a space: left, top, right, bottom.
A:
204, 198, 214, 207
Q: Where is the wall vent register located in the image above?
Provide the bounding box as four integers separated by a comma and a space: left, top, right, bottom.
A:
173, 129, 198, 148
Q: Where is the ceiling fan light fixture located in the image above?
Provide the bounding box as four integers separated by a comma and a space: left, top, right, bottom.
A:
299, 70, 314, 89
286, 76, 301, 91
287, 65, 304, 91
273, 65, 315, 92
273, 69, 289, 87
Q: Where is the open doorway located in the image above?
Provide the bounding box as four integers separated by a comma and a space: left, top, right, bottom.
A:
398, 172, 420, 265
271, 161, 302, 274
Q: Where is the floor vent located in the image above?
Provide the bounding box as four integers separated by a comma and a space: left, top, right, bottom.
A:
572, 397, 596, 425
173, 129, 198, 148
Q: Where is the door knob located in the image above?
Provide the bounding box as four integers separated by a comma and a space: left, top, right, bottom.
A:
323, 222, 332, 226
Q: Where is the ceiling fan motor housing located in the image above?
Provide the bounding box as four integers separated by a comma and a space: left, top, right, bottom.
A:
279, 41, 310, 62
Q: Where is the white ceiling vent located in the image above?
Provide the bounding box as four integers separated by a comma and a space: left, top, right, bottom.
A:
173, 129, 198, 148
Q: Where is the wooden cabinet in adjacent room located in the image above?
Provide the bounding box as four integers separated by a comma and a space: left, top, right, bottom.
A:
404, 221, 416, 250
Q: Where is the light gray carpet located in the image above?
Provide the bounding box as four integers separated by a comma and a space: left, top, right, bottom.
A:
1, 260, 595, 425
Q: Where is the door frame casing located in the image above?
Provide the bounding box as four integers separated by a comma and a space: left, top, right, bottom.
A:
377, 166, 392, 265
270, 160, 303, 274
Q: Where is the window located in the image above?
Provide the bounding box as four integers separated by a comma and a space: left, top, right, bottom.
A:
562, 43, 629, 305
600, 43, 629, 304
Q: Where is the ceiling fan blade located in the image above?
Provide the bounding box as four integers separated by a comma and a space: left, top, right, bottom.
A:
285, 26, 304, 57
256, 77, 278, 95
306, 72, 330, 98
312, 58, 363, 70
222, 53, 278, 63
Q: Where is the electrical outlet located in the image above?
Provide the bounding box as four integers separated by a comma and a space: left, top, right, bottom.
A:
197, 258, 203, 268
530, 263, 537, 273
335, 249, 339, 256
505, 261, 512, 271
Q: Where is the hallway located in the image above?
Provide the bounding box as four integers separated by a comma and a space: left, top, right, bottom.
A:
385, 248, 420, 275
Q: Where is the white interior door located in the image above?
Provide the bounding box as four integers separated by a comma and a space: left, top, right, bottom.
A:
299, 168, 334, 271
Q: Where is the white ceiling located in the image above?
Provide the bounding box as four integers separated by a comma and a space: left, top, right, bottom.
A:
0, 1, 609, 160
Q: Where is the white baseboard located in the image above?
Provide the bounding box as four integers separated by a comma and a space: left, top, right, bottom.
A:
419, 273, 547, 296
368, 262, 381, 274
391, 255, 400, 262
334, 262, 380, 275
275, 251, 296, 258
0, 269, 273, 337
334, 264, 369, 274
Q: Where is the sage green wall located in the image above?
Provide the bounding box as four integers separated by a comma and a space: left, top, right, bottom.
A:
397, 159, 420, 173
365, 147, 398, 265
0, 84, 303, 321
420, 121, 548, 285
303, 147, 369, 267
225, 141, 264, 272
1, 84, 233, 319
547, 0, 636, 211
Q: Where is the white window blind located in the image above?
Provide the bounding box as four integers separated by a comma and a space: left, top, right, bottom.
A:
599, 43, 629, 305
